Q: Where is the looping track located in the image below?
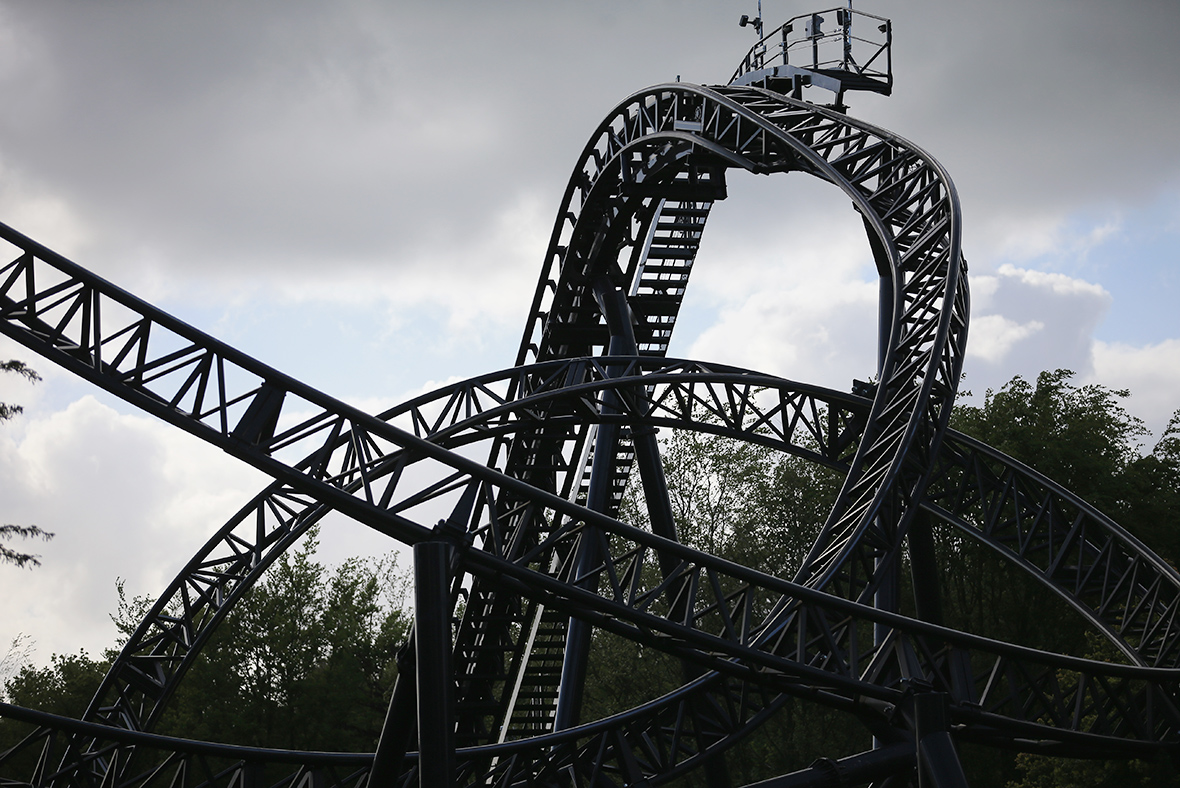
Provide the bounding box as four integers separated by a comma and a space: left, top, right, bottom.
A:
0, 78, 1176, 788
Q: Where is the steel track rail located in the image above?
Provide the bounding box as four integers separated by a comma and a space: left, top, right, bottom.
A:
2, 357, 1179, 784
453, 81, 969, 750
0, 69, 1165, 788
514, 83, 968, 604
84, 360, 1180, 749
0, 76, 1141, 788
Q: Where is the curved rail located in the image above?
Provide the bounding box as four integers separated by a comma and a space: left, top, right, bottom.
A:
1, 69, 1169, 788
515, 83, 968, 605
2, 358, 1179, 786
0, 79, 970, 771
461, 82, 969, 750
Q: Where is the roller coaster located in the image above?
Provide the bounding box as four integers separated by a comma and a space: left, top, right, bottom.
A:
1, 6, 1178, 787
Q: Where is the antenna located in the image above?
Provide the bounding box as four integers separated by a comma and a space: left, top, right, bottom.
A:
842, 0, 854, 70
730, 3, 893, 101
739, 0, 764, 40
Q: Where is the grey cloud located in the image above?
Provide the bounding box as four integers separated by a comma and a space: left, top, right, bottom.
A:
964, 266, 1111, 394
2, 0, 1175, 302
0, 1, 742, 290
3, 0, 1179, 665
865, 0, 1180, 254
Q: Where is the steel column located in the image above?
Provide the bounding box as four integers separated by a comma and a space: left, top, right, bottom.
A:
913, 691, 968, 788
553, 282, 635, 731
368, 638, 416, 787
414, 541, 455, 788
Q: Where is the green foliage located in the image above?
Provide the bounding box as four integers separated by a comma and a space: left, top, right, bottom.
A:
2, 369, 1178, 787
0, 648, 110, 771
0, 360, 40, 422
598, 373, 1180, 785
953, 370, 1180, 787
0, 634, 35, 692
0, 524, 54, 570
156, 532, 411, 751
952, 369, 1180, 567
600, 411, 855, 784
619, 418, 841, 579
953, 370, 1147, 507
1120, 410, 1180, 567
1008, 751, 1176, 788
0, 360, 53, 569
2, 650, 107, 716
1005, 637, 1177, 787
2, 530, 411, 755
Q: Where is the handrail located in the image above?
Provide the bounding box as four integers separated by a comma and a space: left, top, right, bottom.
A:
730, 6, 892, 95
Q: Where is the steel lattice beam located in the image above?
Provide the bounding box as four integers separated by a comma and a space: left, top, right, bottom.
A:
0, 28, 1174, 788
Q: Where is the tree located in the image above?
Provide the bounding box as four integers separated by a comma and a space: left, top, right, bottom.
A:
0, 524, 54, 569
952, 370, 1180, 787
952, 369, 1180, 568
142, 530, 411, 751
2, 369, 1177, 785
598, 410, 859, 785
3, 650, 108, 717
0, 360, 53, 568
602, 373, 1180, 785
1, 530, 411, 758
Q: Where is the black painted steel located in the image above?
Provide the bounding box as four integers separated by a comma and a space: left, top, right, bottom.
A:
2, 357, 1178, 785
730, 6, 893, 99
414, 541, 456, 787
0, 11, 1176, 786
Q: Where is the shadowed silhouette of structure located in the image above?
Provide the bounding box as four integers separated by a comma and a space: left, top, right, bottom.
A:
1, 7, 1177, 787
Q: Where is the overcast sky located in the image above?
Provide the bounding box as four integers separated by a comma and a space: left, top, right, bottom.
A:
2, 0, 1179, 672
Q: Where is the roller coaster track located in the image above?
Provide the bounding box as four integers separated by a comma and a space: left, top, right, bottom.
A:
0, 62, 1175, 788
1, 358, 1179, 785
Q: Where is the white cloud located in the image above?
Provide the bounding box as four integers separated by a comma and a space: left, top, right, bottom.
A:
969, 274, 999, 301
994, 264, 1109, 299
1090, 339, 1180, 441
0, 162, 91, 257
0, 396, 265, 664
959, 265, 1110, 389
688, 276, 879, 391
2, 0, 1180, 686
986, 214, 1123, 265
968, 315, 1045, 364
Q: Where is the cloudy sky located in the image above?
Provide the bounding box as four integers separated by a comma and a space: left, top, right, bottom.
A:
1, 0, 1179, 671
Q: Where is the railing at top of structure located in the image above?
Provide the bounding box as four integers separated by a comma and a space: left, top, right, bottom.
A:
729, 6, 892, 98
